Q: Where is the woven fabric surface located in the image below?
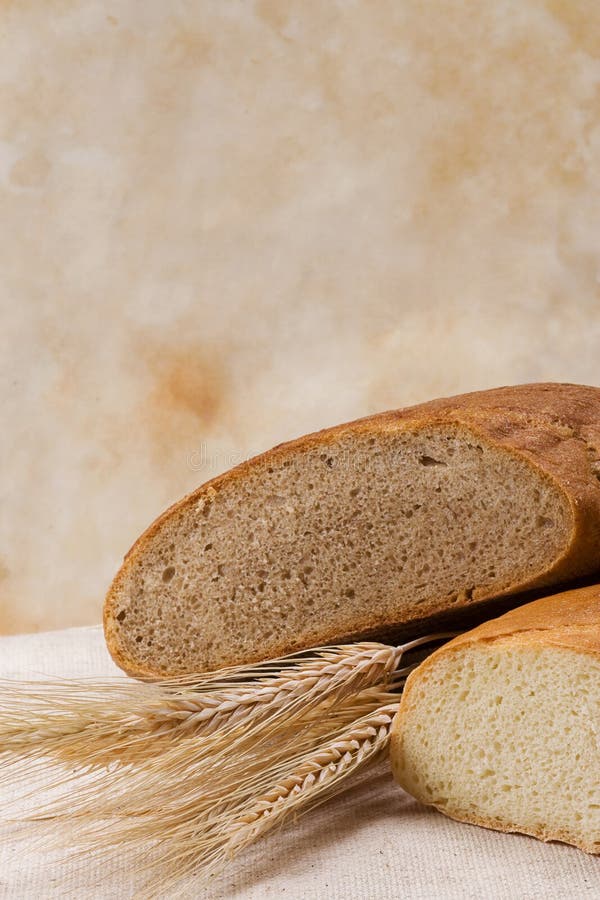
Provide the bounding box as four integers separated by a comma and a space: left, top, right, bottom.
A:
0, 627, 597, 899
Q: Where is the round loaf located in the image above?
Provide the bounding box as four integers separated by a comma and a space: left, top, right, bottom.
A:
104, 382, 600, 677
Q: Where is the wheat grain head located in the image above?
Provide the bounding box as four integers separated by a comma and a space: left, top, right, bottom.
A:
0, 633, 453, 894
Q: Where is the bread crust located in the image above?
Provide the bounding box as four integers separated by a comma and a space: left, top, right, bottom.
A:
391, 582, 600, 853
414, 795, 600, 855
104, 382, 600, 678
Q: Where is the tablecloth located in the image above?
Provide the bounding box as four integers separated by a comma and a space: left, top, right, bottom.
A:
0, 627, 597, 899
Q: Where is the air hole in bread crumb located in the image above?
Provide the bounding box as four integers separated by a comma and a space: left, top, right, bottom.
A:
162, 566, 176, 583
116, 610, 126, 622
419, 455, 447, 467
344, 588, 356, 599
536, 515, 554, 528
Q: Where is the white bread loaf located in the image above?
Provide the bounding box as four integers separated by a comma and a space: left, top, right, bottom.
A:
104, 382, 600, 678
390, 583, 600, 853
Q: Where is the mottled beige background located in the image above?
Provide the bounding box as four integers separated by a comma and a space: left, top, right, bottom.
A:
1, 1, 600, 634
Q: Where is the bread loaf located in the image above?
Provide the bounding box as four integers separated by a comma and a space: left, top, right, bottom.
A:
390, 583, 600, 853
104, 382, 600, 678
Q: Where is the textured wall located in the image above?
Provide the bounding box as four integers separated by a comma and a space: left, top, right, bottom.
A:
2, 1, 600, 633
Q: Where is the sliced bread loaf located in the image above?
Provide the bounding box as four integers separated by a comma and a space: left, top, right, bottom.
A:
104, 382, 600, 678
390, 583, 600, 853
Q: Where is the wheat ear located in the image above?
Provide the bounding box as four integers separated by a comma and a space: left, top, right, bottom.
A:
223, 703, 397, 852
0, 633, 453, 894
59, 698, 401, 900
0, 637, 436, 773
4, 643, 418, 820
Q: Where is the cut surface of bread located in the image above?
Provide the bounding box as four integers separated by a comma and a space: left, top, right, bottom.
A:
104, 383, 600, 677
390, 584, 600, 853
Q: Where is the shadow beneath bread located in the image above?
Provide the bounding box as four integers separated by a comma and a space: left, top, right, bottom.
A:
353, 571, 600, 651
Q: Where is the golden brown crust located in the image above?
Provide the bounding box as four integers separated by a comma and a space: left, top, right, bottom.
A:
104, 382, 600, 678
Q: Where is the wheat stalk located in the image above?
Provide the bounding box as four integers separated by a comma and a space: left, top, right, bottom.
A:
0, 636, 438, 773
13, 680, 407, 826
0, 633, 453, 894
1, 644, 396, 787
59, 699, 401, 899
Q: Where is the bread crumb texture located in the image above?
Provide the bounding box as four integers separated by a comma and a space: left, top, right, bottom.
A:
106, 421, 571, 675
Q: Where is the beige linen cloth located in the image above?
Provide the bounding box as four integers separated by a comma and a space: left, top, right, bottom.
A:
0, 629, 597, 899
